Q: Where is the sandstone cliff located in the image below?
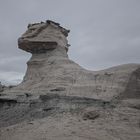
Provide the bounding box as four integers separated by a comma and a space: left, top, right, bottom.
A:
0, 20, 140, 140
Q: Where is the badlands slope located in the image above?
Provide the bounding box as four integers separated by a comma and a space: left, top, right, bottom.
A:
0, 20, 140, 140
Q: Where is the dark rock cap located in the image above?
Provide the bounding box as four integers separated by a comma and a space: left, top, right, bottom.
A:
18, 20, 70, 53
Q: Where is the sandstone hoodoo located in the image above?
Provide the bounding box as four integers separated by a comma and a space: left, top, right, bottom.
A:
0, 20, 140, 140
15, 20, 83, 95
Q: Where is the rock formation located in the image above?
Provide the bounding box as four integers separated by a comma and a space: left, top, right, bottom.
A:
0, 20, 140, 140
0, 82, 3, 92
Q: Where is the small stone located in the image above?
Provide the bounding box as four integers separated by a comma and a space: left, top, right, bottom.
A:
82, 110, 100, 120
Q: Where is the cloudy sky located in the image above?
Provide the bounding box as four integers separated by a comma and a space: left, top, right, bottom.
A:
0, 0, 140, 85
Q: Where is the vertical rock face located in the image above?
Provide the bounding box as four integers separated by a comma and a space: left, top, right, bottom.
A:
18, 21, 70, 87
16, 20, 83, 95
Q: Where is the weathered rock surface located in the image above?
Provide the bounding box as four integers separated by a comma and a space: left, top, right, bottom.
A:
18, 20, 69, 53
0, 82, 3, 92
0, 20, 140, 140
0, 82, 7, 93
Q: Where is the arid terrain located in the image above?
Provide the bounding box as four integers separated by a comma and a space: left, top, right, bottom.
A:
0, 20, 140, 140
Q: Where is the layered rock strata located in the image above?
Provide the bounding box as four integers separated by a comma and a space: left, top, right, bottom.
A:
3, 20, 139, 101
0, 20, 140, 140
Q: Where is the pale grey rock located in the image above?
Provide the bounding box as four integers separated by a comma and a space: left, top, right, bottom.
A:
0, 20, 140, 140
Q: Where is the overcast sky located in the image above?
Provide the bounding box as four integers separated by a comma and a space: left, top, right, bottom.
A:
0, 0, 140, 85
